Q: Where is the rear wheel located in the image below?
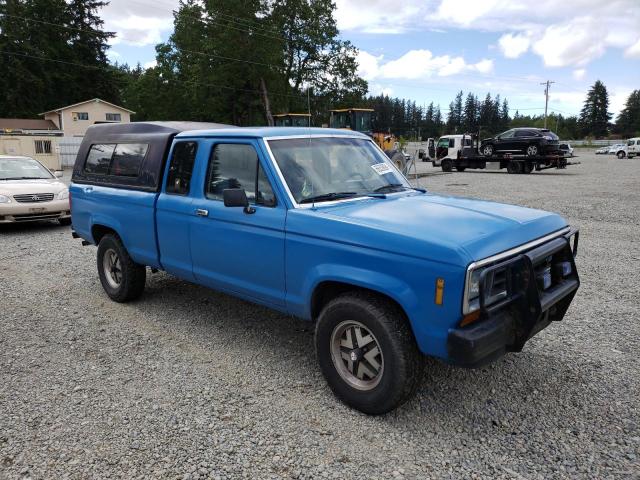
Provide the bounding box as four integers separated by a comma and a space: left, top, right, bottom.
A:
526, 144, 539, 157
441, 159, 453, 172
97, 234, 146, 302
315, 292, 424, 415
617, 151, 626, 159
482, 144, 494, 157
506, 161, 523, 174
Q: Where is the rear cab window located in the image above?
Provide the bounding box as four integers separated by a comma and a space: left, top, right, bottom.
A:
166, 142, 198, 195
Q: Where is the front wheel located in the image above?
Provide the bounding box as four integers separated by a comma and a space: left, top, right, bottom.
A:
441, 159, 453, 172
482, 144, 494, 157
315, 292, 424, 415
617, 151, 626, 159
97, 234, 146, 302
526, 144, 539, 157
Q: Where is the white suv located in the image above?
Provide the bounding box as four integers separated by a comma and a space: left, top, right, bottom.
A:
627, 138, 640, 159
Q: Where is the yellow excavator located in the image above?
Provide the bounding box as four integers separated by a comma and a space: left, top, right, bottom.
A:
328, 108, 407, 170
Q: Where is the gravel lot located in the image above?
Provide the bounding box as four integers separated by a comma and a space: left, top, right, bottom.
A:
1, 150, 638, 479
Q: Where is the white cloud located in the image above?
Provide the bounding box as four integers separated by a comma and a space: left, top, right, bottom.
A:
334, 1, 640, 69
144, 60, 158, 69
625, 38, 640, 58
498, 33, 530, 59
532, 18, 606, 67
358, 49, 494, 81
101, 0, 177, 47
573, 69, 586, 80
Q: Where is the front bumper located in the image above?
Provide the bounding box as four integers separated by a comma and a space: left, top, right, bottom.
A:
447, 229, 580, 367
0, 199, 70, 223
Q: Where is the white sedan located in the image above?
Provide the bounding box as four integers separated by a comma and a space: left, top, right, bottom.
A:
0, 156, 71, 225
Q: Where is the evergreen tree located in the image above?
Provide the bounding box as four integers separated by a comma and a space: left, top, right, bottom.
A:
579, 80, 611, 137
500, 98, 510, 131
616, 90, 640, 137
0, 0, 118, 117
462, 93, 478, 133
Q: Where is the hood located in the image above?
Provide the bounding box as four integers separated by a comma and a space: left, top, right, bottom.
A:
0, 179, 67, 196
308, 193, 567, 264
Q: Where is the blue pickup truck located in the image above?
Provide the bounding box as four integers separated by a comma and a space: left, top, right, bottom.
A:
70, 122, 580, 414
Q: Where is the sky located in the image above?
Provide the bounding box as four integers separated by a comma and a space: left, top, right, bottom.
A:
102, 0, 640, 120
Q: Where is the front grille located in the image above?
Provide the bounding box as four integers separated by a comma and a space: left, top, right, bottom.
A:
12, 213, 61, 221
13, 193, 55, 203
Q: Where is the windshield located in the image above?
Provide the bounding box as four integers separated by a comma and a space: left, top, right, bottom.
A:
268, 137, 410, 204
0, 157, 53, 180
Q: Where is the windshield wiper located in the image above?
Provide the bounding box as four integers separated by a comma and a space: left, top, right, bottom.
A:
0, 176, 47, 180
372, 184, 426, 194
299, 192, 358, 204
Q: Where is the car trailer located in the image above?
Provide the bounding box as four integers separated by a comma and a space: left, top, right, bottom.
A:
440, 133, 580, 174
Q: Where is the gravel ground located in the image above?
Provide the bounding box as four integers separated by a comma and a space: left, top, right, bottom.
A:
1, 150, 638, 479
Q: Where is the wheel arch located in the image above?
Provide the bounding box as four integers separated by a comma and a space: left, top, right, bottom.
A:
309, 276, 416, 327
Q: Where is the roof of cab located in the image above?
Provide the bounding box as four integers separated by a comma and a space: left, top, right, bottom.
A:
176, 126, 370, 139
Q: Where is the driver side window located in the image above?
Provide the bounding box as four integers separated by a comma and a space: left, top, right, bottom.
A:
500, 130, 515, 139
205, 143, 276, 207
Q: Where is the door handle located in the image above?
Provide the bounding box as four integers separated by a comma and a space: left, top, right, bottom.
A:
83, 187, 93, 193
195, 208, 209, 217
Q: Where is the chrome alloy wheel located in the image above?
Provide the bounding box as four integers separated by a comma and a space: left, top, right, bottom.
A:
330, 320, 384, 391
527, 145, 538, 156
103, 248, 123, 289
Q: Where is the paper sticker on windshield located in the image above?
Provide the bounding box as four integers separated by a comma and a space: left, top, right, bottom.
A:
371, 163, 393, 175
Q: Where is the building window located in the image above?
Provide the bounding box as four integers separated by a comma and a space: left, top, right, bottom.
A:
106, 113, 122, 122
34, 140, 52, 155
74, 112, 89, 121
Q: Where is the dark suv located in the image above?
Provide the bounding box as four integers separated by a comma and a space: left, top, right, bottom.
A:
480, 128, 560, 157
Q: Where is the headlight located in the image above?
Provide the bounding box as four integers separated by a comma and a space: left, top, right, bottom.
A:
543, 135, 554, 140
464, 266, 508, 314
57, 189, 69, 200
0, 194, 11, 203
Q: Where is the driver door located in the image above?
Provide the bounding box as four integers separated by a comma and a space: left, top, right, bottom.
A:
189, 139, 286, 308
495, 129, 516, 152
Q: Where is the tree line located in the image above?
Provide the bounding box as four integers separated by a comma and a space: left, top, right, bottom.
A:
1, 0, 638, 139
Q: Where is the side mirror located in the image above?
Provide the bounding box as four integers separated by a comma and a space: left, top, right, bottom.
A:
223, 188, 255, 214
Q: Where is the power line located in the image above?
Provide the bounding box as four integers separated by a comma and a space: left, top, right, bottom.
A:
0, 49, 307, 100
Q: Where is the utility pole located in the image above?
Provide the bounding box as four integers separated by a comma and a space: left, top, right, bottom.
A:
540, 80, 555, 128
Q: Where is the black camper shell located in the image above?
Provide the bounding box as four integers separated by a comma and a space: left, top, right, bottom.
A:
72, 122, 235, 191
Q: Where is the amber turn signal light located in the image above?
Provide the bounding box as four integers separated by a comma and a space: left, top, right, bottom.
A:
460, 310, 481, 327
434, 278, 444, 306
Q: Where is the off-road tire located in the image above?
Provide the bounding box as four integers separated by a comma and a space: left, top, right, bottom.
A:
441, 159, 453, 172
315, 292, 424, 415
507, 161, 523, 174
97, 234, 146, 303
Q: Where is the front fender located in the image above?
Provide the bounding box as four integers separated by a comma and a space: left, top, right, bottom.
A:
302, 264, 420, 321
